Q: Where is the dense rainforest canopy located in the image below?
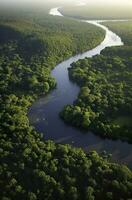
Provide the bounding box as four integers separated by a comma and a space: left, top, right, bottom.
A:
61, 21, 132, 142
0, 9, 132, 200
61, 54, 132, 141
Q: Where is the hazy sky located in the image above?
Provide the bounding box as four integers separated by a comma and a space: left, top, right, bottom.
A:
77, 0, 132, 4
0, 0, 132, 7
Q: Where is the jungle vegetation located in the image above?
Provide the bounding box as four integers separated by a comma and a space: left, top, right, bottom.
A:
0, 10, 132, 200
61, 21, 132, 142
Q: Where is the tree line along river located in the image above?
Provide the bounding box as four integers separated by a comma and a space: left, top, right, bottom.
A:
29, 7, 132, 168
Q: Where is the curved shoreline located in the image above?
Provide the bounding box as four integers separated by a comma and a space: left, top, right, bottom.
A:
29, 8, 132, 168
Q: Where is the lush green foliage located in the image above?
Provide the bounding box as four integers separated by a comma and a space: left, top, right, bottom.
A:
102, 46, 132, 58
0, 14, 105, 66
101, 21, 132, 59
102, 21, 132, 46
0, 12, 132, 200
61, 21, 132, 142
61, 54, 132, 141
1, 116, 132, 200
0, 12, 105, 96
0, 95, 132, 199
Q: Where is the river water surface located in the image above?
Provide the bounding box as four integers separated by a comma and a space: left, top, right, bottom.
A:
29, 8, 132, 168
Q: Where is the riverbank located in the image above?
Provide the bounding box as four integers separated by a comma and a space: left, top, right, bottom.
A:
29, 8, 132, 168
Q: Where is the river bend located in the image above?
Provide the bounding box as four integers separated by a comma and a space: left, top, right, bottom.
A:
29, 8, 132, 167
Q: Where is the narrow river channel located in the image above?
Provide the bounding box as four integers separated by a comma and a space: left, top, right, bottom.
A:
29, 8, 132, 168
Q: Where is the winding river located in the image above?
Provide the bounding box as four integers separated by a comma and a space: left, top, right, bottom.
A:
29, 8, 132, 168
